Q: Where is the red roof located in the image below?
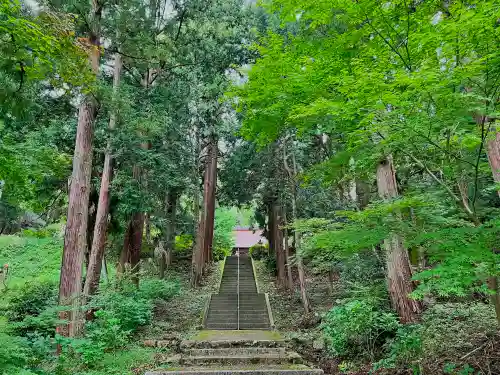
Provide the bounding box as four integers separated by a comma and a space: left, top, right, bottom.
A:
233, 229, 267, 248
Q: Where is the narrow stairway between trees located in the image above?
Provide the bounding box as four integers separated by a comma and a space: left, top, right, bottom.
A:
145, 255, 324, 375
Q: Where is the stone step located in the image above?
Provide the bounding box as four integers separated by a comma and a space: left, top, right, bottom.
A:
207, 315, 269, 324
207, 312, 267, 317
210, 299, 265, 305
179, 352, 301, 366
181, 339, 285, 349
146, 370, 323, 375
238, 325, 270, 330
185, 347, 287, 357
208, 310, 268, 315
205, 323, 239, 330
212, 295, 266, 305
210, 296, 264, 300
209, 304, 267, 310
209, 306, 267, 312
208, 318, 269, 325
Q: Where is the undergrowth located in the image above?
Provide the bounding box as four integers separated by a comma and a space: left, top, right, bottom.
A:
0, 233, 183, 375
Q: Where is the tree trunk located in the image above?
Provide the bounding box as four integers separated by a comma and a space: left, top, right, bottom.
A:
485, 130, 500, 324
376, 155, 422, 323
283, 138, 311, 313
85, 189, 98, 272
203, 136, 217, 264
145, 213, 151, 244
282, 206, 294, 291
270, 201, 286, 286
57, 13, 101, 337
84, 51, 122, 298
267, 203, 274, 254
192, 206, 205, 286
101, 256, 108, 283
118, 139, 148, 287
120, 211, 145, 286
290, 146, 311, 313
356, 180, 371, 210
191, 131, 203, 287
160, 190, 178, 278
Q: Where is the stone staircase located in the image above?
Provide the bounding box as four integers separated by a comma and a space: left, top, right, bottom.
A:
205, 255, 270, 330
145, 331, 323, 375
144, 255, 323, 375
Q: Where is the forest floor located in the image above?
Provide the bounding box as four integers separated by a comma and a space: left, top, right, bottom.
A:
141, 257, 223, 340
254, 260, 500, 375
0, 233, 224, 375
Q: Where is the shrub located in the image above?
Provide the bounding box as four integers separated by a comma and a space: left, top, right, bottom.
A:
90, 309, 129, 345
249, 243, 268, 260
373, 325, 423, 371
21, 227, 58, 239
213, 208, 237, 261
174, 234, 193, 254
264, 254, 277, 275
0, 326, 31, 373
6, 281, 57, 322
420, 302, 497, 358
90, 289, 153, 332
321, 299, 400, 359
137, 278, 181, 301
10, 306, 58, 337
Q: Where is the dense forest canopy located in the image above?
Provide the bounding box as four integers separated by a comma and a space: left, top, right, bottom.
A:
0, 0, 499, 374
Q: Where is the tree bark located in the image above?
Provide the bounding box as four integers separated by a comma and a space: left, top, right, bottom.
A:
160, 189, 178, 278
203, 136, 217, 264
118, 140, 149, 286
120, 211, 145, 286
117, 65, 154, 285
376, 155, 422, 323
267, 202, 275, 256
145, 213, 151, 244
84, 52, 122, 298
282, 206, 294, 291
270, 200, 286, 286
57, 8, 101, 337
485, 130, 500, 324
284, 140, 311, 313
191, 131, 203, 287
85, 188, 98, 272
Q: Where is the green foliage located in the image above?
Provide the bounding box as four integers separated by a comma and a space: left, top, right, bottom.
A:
0, 319, 34, 374
90, 289, 151, 333
264, 254, 277, 275
5, 281, 57, 323
213, 207, 237, 260
135, 278, 181, 301
373, 325, 423, 371
174, 234, 194, 254
231, 0, 500, 331
57, 310, 131, 367
420, 303, 498, 359
4, 281, 59, 337
321, 299, 400, 359
21, 227, 59, 239
0, 235, 62, 292
443, 363, 477, 375
249, 243, 268, 260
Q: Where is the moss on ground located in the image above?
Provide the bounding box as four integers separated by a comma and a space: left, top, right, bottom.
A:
190, 329, 283, 341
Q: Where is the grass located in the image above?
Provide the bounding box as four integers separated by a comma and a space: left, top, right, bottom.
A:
77, 345, 158, 375
0, 235, 62, 298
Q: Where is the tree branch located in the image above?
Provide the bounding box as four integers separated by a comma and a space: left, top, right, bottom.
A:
406, 151, 480, 225
174, 9, 187, 43
364, 16, 411, 71
471, 116, 491, 211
